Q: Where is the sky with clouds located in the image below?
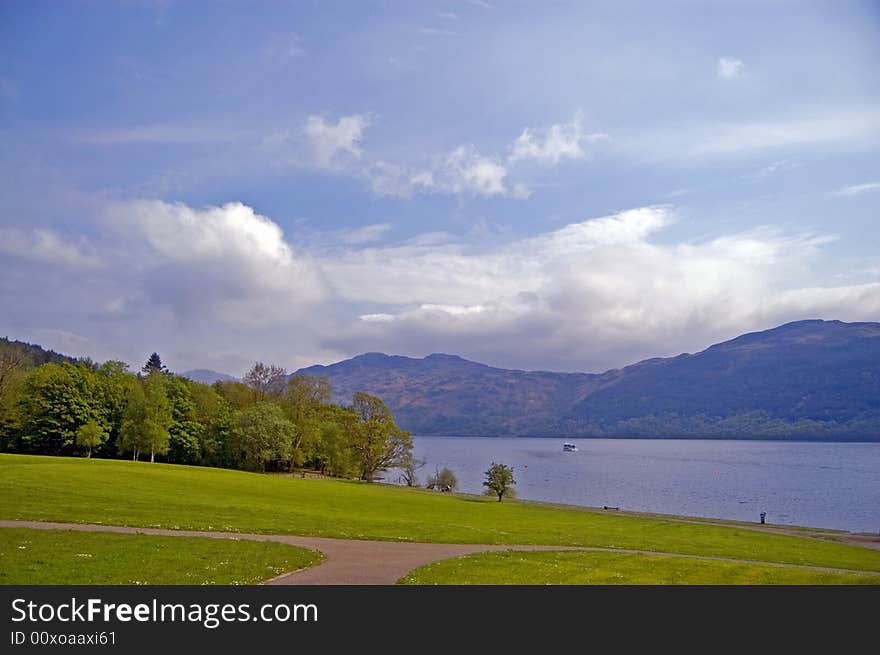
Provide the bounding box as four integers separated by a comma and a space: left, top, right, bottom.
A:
1, 0, 879, 375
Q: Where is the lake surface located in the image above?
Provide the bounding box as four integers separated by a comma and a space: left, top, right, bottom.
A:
392, 437, 880, 533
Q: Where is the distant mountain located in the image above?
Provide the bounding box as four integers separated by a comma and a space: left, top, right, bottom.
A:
296, 320, 880, 440
298, 352, 596, 436
181, 369, 239, 385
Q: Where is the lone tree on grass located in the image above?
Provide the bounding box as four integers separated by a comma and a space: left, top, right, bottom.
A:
483, 462, 516, 502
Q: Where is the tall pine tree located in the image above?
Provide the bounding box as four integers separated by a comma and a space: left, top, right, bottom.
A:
142, 352, 166, 375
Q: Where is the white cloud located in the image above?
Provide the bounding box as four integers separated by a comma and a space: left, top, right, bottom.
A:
316, 206, 876, 370
440, 146, 509, 196
744, 159, 799, 180
7, 201, 877, 373
303, 114, 371, 169
830, 181, 880, 198
100, 199, 324, 324
366, 146, 515, 198
509, 114, 606, 165
359, 313, 395, 323
338, 223, 393, 245
627, 108, 880, 161
0, 228, 100, 269
365, 114, 603, 198
717, 56, 745, 79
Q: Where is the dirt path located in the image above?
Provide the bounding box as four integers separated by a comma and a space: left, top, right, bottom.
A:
3, 520, 879, 584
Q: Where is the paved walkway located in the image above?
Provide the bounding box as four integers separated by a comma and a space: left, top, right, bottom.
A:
2, 520, 878, 584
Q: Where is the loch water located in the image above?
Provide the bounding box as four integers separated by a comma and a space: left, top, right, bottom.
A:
392, 437, 880, 533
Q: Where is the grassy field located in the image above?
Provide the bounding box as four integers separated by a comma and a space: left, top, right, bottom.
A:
2, 454, 880, 574
0, 528, 321, 585
399, 550, 880, 585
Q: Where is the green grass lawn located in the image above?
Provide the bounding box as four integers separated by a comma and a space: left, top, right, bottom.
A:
2, 454, 880, 574
399, 550, 880, 585
0, 528, 321, 585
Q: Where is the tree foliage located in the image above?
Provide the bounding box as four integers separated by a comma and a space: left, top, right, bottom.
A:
280, 375, 332, 470
483, 462, 516, 502
141, 352, 166, 375
349, 392, 413, 481
2, 350, 409, 481
398, 451, 426, 487
427, 466, 457, 492
243, 362, 288, 403
18, 362, 101, 455
118, 371, 172, 462
232, 402, 293, 471
75, 419, 108, 457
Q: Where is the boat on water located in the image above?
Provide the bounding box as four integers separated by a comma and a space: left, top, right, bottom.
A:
563, 442, 578, 452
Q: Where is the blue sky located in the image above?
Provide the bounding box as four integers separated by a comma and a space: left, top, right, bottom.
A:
1, 0, 879, 375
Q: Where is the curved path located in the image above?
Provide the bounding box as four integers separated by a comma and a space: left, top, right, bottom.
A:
2, 520, 878, 584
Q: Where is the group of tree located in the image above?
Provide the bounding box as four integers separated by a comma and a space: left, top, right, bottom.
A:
0, 343, 413, 481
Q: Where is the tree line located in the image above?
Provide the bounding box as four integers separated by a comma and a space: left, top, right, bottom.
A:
0, 344, 412, 481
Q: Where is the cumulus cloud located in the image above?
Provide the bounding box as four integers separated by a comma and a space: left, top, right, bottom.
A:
830, 181, 880, 198
318, 206, 876, 370
100, 199, 324, 324
303, 114, 370, 169
509, 114, 605, 165
717, 56, 745, 79
5, 200, 878, 373
0, 228, 100, 269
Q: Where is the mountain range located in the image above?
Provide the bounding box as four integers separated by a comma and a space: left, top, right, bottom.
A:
180, 369, 239, 385
295, 320, 880, 440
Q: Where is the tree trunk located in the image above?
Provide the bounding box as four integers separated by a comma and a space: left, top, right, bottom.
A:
497, 491, 503, 502
87, 447, 91, 459
150, 449, 155, 463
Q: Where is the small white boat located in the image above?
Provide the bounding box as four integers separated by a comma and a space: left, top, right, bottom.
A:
563, 442, 578, 452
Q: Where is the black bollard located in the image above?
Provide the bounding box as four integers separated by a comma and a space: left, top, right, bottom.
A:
760, 512, 766, 524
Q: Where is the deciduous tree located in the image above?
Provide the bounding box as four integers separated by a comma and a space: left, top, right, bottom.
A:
18, 362, 100, 454
243, 362, 287, 402
75, 419, 108, 457
399, 451, 426, 487
483, 462, 516, 502
281, 375, 332, 471
232, 402, 292, 471
427, 466, 457, 491
349, 392, 413, 482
